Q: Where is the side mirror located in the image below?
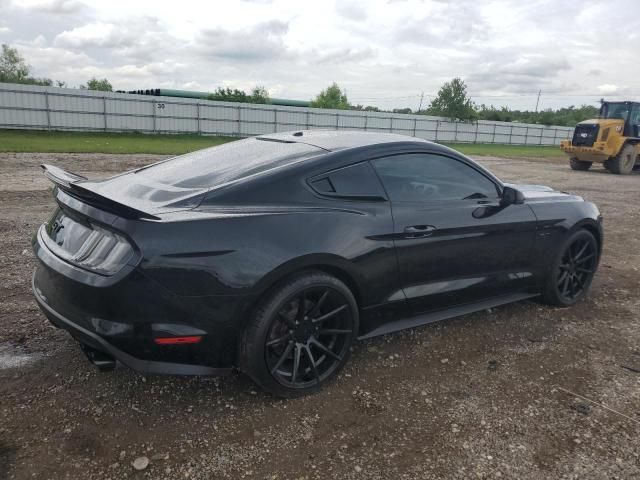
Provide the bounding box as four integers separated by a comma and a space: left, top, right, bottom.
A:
500, 186, 525, 207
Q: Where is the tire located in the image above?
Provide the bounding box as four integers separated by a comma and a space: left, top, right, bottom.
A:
240, 271, 358, 397
608, 144, 636, 174
540, 229, 599, 307
603, 159, 613, 172
569, 157, 592, 171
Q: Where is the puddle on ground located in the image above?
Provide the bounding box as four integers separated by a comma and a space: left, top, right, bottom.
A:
0, 344, 43, 369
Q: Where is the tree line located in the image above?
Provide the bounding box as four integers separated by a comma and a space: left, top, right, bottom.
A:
1, 43, 598, 127
1, 44, 113, 91
314, 80, 599, 127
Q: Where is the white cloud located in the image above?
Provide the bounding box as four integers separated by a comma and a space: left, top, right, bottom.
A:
597, 84, 622, 94
54, 22, 135, 48
14, 0, 84, 14
0, 0, 638, 109
196, 20, 290, 61
335, 0, 367, 21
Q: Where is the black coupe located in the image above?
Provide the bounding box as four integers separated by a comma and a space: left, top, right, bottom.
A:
32, 131, 602, 396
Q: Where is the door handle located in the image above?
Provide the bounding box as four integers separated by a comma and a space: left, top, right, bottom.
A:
403, 225, 436, 238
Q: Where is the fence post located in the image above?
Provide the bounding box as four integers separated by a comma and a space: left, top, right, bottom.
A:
389, 117, 393, 133
492, 124, 497, 144
152, 98, 156, 132
306, 110, 310, 130
454, 121, 458, 142
473, 121, 478, 144
196, 102, 201, 135
524, 126, 529, 146
236, 105, 241, 137
508, 125, 513, 145
335, 112, 339, 130
44, 91, 51, 130
274, 107, 278, 133
103, 95, 107, 132
364, 114, 368, 131
412, 117, 417, 137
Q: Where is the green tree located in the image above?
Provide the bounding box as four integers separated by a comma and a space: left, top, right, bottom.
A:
249, 86, 270, 104
426, 77, 476, 121
350, 104, 380, 112
476, 104, 599, 126
208, 87, 249, 102
81, 77, 113, 91
208, 86, 271, 104
311, 82, 350, 110
0, 43, 52, 86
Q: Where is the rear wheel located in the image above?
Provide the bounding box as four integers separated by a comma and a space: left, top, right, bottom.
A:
569, 157, 592, 171
541, 229, 599, 307
608, 144, 636, 174
240, 271, 358, 397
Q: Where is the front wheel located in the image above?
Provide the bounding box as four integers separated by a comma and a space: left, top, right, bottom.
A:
569, 157, 592, 171
240, 271, 358, 397
541, 229, 599, 307
608, 144, 636, 174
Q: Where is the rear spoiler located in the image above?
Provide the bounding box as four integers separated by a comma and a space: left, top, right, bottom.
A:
42, 164, 88, 188
41, 164, 160, 220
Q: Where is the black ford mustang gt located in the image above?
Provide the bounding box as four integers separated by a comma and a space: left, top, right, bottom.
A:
32, 131, 602, 396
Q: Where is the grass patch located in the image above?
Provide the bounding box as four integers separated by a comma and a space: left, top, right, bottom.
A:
0, 129, 564, 159
443, 142, 563, 158
0, 129, 235, 155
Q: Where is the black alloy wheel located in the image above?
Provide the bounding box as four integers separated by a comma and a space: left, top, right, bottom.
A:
241, 272, 358, 396
266, 286, 354, 387
542, 229, 598, 306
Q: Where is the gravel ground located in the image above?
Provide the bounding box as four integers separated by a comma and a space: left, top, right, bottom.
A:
1, 152, 639, 480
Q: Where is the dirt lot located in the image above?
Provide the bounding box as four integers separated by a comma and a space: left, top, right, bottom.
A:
1, 152, 639, 480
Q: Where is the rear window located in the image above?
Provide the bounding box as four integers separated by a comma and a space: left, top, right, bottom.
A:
136, 138, 323, 189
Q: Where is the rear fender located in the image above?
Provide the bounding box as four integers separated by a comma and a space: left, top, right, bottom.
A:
238, 253, 365, 325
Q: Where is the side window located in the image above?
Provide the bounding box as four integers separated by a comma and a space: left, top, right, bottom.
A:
308, 161, 387, 200
372, 153, 499, 202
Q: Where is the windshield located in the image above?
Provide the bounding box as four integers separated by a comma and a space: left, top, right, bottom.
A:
136, 138, 323, 189
601, 103, 630, 120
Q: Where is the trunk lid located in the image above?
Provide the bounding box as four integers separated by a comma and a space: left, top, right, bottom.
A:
41, 164, 207, 220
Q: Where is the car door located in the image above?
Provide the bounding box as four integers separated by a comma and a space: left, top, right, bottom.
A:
371, 152, 537, 315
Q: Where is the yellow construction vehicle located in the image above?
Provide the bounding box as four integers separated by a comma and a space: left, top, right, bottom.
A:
560, 101, 640, 174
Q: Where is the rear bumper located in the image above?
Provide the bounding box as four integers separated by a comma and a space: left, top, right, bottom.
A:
31, 224, 249, 374
33, 273, 232, 376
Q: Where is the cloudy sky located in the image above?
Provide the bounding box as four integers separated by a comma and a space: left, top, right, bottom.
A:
1, 0, 638, 110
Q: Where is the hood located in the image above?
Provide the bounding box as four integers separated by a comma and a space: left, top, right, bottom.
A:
505, 183, 583, 203
577, 118, 624, 128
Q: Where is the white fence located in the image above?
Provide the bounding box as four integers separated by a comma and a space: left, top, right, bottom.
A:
0, 83, 573, 145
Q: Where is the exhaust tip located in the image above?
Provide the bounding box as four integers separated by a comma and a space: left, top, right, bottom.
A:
79, 344, 116, 372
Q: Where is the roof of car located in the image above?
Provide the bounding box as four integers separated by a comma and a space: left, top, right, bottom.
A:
256, 130, 431, 152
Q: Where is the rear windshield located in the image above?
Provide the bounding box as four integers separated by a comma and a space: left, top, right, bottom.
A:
136, 138, 323, 189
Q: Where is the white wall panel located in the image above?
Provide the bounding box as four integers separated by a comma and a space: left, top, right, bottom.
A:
106, 115, 153, 132
50, 112, 104, 129
0, 83, 575, 145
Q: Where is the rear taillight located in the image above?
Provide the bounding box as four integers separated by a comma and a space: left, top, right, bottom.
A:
41, 209, 134, 275
70, 224, 134, 274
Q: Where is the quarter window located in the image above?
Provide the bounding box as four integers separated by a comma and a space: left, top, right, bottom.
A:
309, 162, 387, 200
372, 153, 499, 202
